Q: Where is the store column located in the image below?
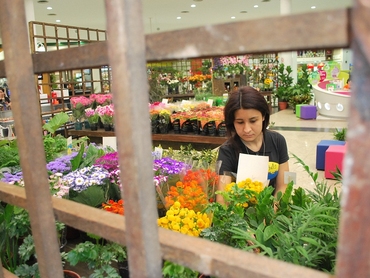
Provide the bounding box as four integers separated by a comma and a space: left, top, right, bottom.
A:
279, 0, 297, 83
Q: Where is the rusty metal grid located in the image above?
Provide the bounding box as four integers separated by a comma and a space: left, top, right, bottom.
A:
0, 0, 368, 277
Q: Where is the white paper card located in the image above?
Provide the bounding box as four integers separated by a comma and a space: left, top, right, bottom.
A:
284, 171, 296, 184
236, 153, 269, 183
67, 136, 73, 155
103, 137, 117, 151
153, 147, 163, 160
207, 99, 213, 107
162, 98, 168, 104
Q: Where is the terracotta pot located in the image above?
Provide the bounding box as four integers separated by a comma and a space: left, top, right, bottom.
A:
63, 270, 81, 278
278, 101, 288, 111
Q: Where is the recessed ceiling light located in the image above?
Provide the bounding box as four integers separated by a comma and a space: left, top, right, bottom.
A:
181, 11, 189, 13
231, 16, 236, 19
240, 11, 247, 13
56, 20, 61, 23
177, 16, 181, 19
311, 6, 316, 9
47, 6, 52, 10
190, 4, 196, 8
254, 5, 259, 8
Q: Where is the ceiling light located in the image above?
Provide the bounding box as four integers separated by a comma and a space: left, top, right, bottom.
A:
311, 6, 316, 9
177, 17, 181, 19
48, 13, 56, 16
254, 5, 259, 8
193, 0, 203, 2
181, 11, 189, 13
231, 16, 236, 19
190, 4, 196, 8
56, 20, 61, 23
37, 0, 49, 3
47, 6, 52, 10
240, 11, 247, 13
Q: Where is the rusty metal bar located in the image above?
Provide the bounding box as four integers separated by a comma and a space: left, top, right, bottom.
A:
0, 1, 63, 277
335, 1, 370, 277
0, 183, 330, 278
0, 8, 351, 78
104, 0, 162, 277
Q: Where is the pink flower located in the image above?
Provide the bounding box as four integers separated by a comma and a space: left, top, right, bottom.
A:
96, 104, 114, 124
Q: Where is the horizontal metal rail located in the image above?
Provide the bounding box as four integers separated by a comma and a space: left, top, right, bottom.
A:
0, 8, 349, 78
0, 182, 330, 278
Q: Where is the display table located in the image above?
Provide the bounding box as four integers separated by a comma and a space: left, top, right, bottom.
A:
313, 81, 350, 118
66, 129, 227, 150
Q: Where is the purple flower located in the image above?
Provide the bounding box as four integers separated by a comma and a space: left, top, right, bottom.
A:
62, 166, 110, 192
153, 157, 191, 176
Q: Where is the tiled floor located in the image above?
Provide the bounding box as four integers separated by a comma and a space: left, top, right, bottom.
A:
269, 107, 348, 192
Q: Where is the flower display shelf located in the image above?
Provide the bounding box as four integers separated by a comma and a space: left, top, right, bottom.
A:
66, 129, 227, 150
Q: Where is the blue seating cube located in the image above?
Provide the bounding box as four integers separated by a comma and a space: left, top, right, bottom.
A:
316, 140, 346, 170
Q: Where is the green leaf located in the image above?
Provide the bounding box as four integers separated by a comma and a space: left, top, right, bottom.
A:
263, 225, 277, 241
42, 112, 69, 135
300, 237, 320, 247
69, 186, 106, 207
70, 142, 85, 171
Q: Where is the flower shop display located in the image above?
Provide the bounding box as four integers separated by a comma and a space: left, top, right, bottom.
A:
84, 107, 100, 131
96, 104, 114, 131
89, 93, 113, 109
212, 55, 249, 79
70, 96, 91, 128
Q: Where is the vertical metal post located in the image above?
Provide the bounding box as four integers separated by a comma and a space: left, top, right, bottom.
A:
0, 0, 63, 277
104, 0, 162, 277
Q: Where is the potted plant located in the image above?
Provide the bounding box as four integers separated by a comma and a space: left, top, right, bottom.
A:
84, 108, 100, 131
274, 63, 294, 110
65, 236, 127, 278
96, 104, 114, 131
288, 65, 313, 112
201, 155, 341, 274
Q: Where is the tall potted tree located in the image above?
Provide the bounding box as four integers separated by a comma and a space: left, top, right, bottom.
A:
274, 63, 294, 110
288, 64, 313, 112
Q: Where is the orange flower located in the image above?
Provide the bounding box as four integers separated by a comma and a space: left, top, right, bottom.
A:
102, 199, 124, 215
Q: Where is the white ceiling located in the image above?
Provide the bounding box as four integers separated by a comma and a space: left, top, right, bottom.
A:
31, 0, 353, 35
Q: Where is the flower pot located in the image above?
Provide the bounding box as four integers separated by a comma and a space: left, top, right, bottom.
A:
158, 124, 169, 134
207, 121, 216, 136
110, 123, 115, 132
278, 101, 288, 111
217, 121, 227, 137
63, 270, 81, 278
190, 119, 200, 135
172, 119, 180, 134
103, 123, 111, 131
90, 123, 98, 131
74, 122, 83, 130
118, 260, 130, 278
84, 121, 90, 129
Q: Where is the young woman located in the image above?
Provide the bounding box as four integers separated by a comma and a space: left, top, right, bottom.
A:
217, 86, 289, 195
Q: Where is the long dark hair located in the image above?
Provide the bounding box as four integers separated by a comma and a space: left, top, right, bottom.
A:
224, 86, 270, 138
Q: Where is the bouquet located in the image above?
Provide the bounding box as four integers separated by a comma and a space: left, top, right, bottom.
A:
96, 104, 114, 125
157, 201, 211, 237
70, 96, 91, 122
89, 93, 113, 109
84, 107, 100, 124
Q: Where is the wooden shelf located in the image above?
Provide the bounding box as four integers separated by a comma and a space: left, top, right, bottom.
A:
66, 128, 227, 149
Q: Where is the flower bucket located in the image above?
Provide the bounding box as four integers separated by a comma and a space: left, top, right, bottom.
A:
84, 120, 90, 129
74, 122, 83, 130
181, 120, 191, 134
90, 123, 98, 131
103, 123, 111, 131
207, 121, 216, 136
172, 119, 180, 134
190, 119, 200, 135
217, 121, 227, 137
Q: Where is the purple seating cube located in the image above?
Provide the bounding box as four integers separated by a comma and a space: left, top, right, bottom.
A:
316, 140, 346, 170
300, 105, 317, 119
